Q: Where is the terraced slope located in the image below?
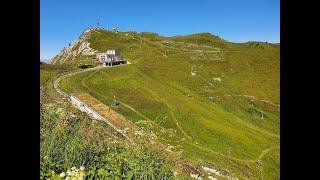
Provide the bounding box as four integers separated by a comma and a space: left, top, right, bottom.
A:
58, 29, 280, 179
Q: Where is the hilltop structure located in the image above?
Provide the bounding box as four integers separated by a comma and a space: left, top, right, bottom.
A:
97, 49, 127, 66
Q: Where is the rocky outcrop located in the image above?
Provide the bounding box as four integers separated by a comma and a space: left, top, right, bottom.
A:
51, 29, 98, 65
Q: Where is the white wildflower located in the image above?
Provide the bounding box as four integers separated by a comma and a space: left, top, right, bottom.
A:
71, 166, 77, 171
79, 172, 85, 180
66, 170, 71, 175
80, 166, 85, 170
59, 172, 66, 178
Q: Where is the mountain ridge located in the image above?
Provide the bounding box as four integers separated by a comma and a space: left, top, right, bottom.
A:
51, 28, 279, 65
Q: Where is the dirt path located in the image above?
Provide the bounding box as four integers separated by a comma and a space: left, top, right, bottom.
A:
257, 146, 280, 161
170, 111, 192, 140
213, 94, 280, 107
256, 146, 280, 180
120, 103, 151, 121
134, 120, 166, 131
186, 141, 256, 164
54, 65, 111, 98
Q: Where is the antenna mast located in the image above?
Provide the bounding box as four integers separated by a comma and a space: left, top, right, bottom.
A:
96, 18, 100, 29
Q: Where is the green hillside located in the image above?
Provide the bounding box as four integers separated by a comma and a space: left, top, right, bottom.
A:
40, 64, 183, 179
58, 29, 280, 179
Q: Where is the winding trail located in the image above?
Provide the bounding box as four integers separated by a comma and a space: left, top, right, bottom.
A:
54, 65, 109, 98
257, 146, 280, 160
170, 111, 192, 140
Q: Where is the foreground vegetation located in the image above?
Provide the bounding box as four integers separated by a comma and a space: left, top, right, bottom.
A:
58, 29, 279, 179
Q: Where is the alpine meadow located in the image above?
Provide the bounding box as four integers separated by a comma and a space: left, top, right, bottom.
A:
40, 27, 279, 179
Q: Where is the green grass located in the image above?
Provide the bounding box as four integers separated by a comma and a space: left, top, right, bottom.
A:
57, 29, 279, 179
260, 148, 280, 180
40, 66, 180, 180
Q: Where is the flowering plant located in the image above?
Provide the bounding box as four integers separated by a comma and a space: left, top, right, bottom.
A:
48, 166, 86, 180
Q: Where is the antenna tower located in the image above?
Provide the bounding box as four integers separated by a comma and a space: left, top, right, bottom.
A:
96, 18, 100, 29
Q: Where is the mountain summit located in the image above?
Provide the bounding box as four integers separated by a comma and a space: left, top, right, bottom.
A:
51, 29, 98, 65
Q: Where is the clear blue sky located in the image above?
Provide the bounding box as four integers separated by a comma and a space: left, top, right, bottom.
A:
41, 0, 279, 60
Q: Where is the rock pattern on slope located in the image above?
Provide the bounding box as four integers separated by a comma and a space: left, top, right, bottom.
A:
51, 29, 98, 65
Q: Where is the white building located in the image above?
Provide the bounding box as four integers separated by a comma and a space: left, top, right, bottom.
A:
96, 49, 126, 66
96, 53, 108, 61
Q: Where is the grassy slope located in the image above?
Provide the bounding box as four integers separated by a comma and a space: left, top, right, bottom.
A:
60, 29, 280, 179
40, 64, 181, 179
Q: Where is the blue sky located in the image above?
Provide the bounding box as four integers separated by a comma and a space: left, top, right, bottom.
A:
41, 0, 279, 60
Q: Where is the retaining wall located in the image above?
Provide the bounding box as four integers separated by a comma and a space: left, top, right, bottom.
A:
70, 95, 104, 121
69, 95, 132, 142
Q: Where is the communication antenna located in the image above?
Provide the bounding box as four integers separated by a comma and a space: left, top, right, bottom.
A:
96, 18, 100, 28
112, 27, 119, 33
